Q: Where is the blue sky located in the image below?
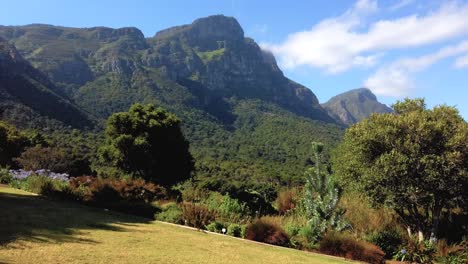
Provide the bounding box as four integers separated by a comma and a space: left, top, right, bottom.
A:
1, 0, 467, 118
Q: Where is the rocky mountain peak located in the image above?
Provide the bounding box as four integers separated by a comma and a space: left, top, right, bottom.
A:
154, 15, 244, 51
322, 88, 393, 125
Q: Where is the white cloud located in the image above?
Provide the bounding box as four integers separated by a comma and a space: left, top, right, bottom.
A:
365, 41, 468, 96
454, 54, 468, 68
261, 1, 468, 73
389, 0, 414, 11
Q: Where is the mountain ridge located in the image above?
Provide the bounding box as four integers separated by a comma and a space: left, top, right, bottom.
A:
0, 15, 333, 123
0, 15, 355, 189
0, 37, 94, 129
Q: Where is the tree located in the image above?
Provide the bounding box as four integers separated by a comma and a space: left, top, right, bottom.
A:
0, 121, 30, 167
97, 103, 194, 186
301, 142, 347, 244
334, 98, 467, 242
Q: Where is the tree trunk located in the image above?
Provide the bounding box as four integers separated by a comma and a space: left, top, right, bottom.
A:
429, 204, 442, 243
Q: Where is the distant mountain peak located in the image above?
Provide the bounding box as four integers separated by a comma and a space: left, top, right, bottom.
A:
322, 88, 392, 125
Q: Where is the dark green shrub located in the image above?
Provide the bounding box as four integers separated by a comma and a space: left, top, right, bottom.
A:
298, 224, 321, 247
319, 231, 385, 264
155, 202, 183, 224
181, 202, 216, 229
284, 223, 301, 237
206, 222, 225, 233
25, 175, 54, 194
8, 178, 27, 190
0, 168, 12, 184
227, 223, 244, 237
245, 218, 290, 247
205, 192, 246, 223
367, 228, 404, 258
232, 190, 276, 216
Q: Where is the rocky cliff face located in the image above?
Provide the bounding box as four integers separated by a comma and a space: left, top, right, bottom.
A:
0, 15, 332, 122
147, 15, 329, 121
321, 88, 393, 125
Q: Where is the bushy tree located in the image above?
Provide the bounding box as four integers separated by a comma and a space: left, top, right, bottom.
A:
334, 98, 467, 242
97, 103, 194, 186
0, 121, 30, 166
301, 142, 347, 243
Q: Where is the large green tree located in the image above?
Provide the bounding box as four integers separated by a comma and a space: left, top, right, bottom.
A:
0, 121, 30, 166
97, 103, 194, 186
334, 98, 467, 242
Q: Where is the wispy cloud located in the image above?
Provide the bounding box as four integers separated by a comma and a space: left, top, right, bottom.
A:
261, 0, 468, 73
389, 0, 414, 11
365, 41, 468, 96
454, 54, 468, 68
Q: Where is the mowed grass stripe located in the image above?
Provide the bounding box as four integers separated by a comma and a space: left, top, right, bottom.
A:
0, 186, 354, 264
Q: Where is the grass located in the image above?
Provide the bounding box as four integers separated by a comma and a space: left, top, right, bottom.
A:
196, 48, 225, 62
0, 186, 354, 264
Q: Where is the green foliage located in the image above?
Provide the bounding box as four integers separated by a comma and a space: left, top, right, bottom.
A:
0, 168, 12, 184
10, 174, 67, 196
97, 103, 194, 186
366, 229, 404, 258
205, 221, 224, 233
155, 202, 183, 224
196, 48, 225, 63
205, 192, 246, 223
1, 21, 345, 197
227, 223, 245, 238
394, 239, 436, 263
301, 142, 347, 244
0, 121, 30, 167
334, 98, 468, 241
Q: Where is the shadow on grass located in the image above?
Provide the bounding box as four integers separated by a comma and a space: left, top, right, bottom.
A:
0, 190, 152, 247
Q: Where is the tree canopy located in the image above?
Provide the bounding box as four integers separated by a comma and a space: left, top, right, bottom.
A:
333, 98, 467, 241
97, 103, 194, 186
0, 121, 31, 167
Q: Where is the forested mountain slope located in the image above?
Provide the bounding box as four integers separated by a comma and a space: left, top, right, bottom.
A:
0, 16, 343, 189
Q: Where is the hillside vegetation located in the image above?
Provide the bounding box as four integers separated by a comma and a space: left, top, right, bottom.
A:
0, 15, 344, 191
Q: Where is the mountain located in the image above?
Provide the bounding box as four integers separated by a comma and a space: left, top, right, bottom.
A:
0, 16, 343, 190
322, 88, 393, 125
0, 37, 93, 129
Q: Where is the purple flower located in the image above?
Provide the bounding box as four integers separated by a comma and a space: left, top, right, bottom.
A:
9, 169, 69, 182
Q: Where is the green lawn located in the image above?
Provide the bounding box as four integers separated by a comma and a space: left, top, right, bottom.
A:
0, 186, 354, 264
